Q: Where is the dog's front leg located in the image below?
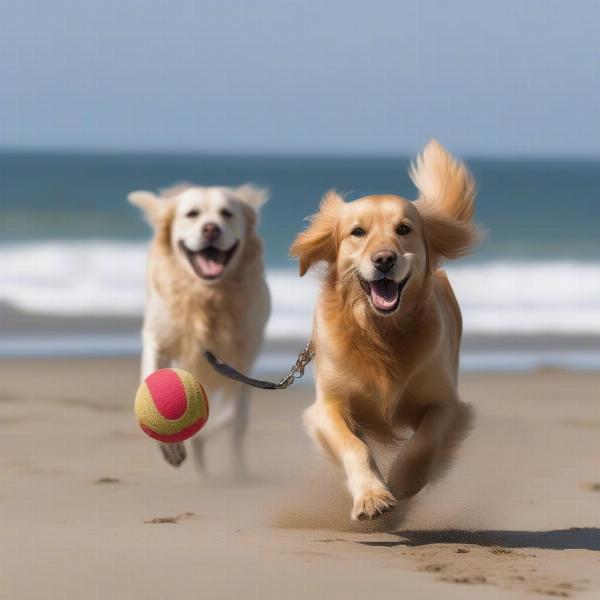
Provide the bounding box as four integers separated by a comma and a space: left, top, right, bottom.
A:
140, 331, 170, 378
141, 331, 187, 468
389, 400, 473, 499
304, 400, 396, 520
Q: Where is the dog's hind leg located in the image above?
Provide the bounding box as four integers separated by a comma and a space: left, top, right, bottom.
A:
231, 385, 250, 479
187, 385, 241, 477
191, 436, 206, 475
389, 400, 474, 499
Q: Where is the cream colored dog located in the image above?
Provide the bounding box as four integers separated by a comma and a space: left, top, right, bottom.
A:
129, 184, 270, 475
291, 141, 481, 520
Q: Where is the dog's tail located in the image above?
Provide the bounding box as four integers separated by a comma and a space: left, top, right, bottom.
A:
409, 139, 476, 222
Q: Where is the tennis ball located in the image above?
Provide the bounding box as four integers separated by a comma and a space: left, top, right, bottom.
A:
135, 368, 209, 443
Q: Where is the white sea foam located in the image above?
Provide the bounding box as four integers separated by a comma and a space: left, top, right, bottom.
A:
1, 241, 600, 336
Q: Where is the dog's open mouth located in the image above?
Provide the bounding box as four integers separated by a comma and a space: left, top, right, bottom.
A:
359, 273, 411, 314
179, 241, 239, 281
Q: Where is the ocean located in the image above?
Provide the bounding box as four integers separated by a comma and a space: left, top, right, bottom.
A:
1, 152, 599, 372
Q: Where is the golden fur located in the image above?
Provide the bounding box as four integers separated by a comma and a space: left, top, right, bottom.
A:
147, 197, 265, 374
130, 184, 270, 473
290, 140, 482, 520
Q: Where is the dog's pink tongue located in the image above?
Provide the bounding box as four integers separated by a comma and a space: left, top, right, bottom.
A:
195, 254, 225, 277
369, 279, 399, 310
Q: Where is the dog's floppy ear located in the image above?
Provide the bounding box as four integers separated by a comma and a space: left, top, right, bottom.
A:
236, 184, 269, 213
128, 191, 172, 229
411, 140, 483, 265
290, 190, 344, 276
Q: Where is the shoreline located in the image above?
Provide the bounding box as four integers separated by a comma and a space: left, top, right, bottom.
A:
1, 337, 600, 374
3, 320, 600, 375
3, 304, 600, 371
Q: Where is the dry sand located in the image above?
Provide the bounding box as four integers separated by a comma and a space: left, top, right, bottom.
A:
1, 357, 599, 599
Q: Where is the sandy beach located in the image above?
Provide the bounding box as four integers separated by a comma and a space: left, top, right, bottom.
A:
1, 356, 599, 599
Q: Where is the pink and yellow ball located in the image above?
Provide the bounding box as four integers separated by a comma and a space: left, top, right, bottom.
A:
135, 368, 209, 443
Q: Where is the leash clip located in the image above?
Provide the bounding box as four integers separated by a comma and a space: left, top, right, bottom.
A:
277, 338, 315, 389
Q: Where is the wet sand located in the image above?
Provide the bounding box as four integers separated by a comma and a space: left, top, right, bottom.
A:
1, 357, 599, 599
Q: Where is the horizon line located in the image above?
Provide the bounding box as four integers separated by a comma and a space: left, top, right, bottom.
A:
1, 146, 600, 162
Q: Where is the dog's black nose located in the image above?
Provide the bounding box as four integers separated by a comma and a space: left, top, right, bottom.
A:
202, 222, 221, 242
371, 250, 397, 274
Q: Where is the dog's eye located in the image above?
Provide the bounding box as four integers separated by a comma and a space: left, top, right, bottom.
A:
220, 208, 233, 218
186, 209, 200, 219
351, 227, 365, 237
396, 223, 411, 236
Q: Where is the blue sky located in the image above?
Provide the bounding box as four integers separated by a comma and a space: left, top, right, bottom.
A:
1, 0, 598, 155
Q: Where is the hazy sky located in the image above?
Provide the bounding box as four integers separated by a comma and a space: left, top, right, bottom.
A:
1, 0, 598, 155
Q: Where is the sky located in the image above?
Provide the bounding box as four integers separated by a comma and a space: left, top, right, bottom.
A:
1, 0, 599, 156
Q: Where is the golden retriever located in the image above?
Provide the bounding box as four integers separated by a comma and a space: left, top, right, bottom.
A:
129, 184, 270, 476
290, 141, 482, 520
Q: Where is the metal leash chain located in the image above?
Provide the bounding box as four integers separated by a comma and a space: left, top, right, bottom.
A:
202, 337, 314, 390
277, 337, 315, 389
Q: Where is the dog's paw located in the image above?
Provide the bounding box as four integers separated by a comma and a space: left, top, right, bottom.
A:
160, 442, 187, 467
351, 488, 396, 521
